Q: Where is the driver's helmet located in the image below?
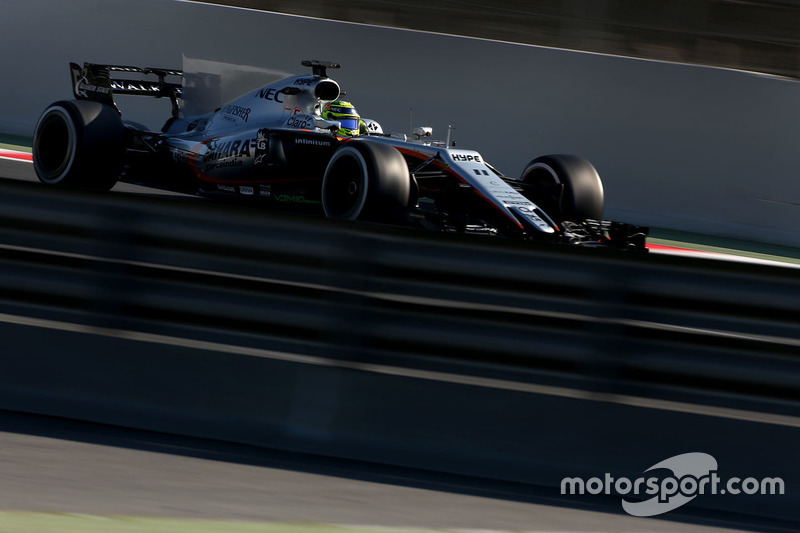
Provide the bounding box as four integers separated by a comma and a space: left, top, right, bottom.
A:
322, 100, 361, 136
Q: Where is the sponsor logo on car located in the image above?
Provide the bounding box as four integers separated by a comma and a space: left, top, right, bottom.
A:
254, 129, 269, 166
452, 153, 482, 163
223, 105, 251, 123
202, 137, 254, 171
295, 138, 331, 147
255, 87, 285, 103
110, 81, 161, 93
75, 78, 111, 98
205, 138, 253, 160
287, 115, 314, 129
170, 148, 188, 164
276, 194, 306, 203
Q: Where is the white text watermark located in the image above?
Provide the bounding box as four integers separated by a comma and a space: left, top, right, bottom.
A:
561, 453, 784, 516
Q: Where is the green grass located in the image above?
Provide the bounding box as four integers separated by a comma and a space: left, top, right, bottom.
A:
0, 513, 440, 533
0, 134, 32, 151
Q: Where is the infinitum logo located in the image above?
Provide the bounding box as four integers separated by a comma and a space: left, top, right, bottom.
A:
561, 453, 784, 517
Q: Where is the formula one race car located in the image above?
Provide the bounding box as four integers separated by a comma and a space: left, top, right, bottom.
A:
32, 60, 647, 250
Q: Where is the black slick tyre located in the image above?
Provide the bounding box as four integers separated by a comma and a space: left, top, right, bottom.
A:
519, 154, 604, 222
33, 99, 124, 191
322, 140, 410, 221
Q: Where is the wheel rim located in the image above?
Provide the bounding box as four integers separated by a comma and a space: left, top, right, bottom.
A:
33, 107, 76, 183
524, 163, 562, 217
322, 148, 369, 220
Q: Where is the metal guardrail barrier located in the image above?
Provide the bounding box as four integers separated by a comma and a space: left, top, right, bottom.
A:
1, 178, 799, 526
0, 178, 798, 418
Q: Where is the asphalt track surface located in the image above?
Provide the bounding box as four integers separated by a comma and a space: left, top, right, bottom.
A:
0, 154, 192, 199
0, 411, 749, 532
0, 156, 793, 532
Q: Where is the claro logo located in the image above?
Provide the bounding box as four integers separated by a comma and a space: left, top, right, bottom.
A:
561, 453, 785, 517
287, 115, 314, 129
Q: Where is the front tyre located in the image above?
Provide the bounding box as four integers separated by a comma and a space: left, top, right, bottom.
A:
33, 100, 124, 191
519, 154, 604, 222
322, 141, 410, 221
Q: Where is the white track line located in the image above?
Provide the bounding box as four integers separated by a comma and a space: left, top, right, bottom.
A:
0, 149, 32, 162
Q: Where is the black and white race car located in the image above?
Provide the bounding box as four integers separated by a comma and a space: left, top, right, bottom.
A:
32, 59, 647, 250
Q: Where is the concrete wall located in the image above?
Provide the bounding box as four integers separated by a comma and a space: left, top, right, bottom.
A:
2, 0, 799, 245
2, 318, 797, 524
205, 0, 800, 80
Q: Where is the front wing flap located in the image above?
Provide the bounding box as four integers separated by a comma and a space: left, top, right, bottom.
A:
560, 220, 649, 252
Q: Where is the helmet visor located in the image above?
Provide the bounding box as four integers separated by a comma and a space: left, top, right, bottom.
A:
338, 117, 360, 132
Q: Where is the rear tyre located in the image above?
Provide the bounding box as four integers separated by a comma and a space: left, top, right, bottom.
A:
519, 154, 604, 222
33, 100, 124, 191
322, 141, 410, 221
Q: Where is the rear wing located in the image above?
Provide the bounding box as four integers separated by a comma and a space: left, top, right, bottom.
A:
70, 62, 183, 117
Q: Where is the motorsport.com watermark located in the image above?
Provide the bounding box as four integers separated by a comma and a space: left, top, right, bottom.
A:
561, 453, 784, 517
